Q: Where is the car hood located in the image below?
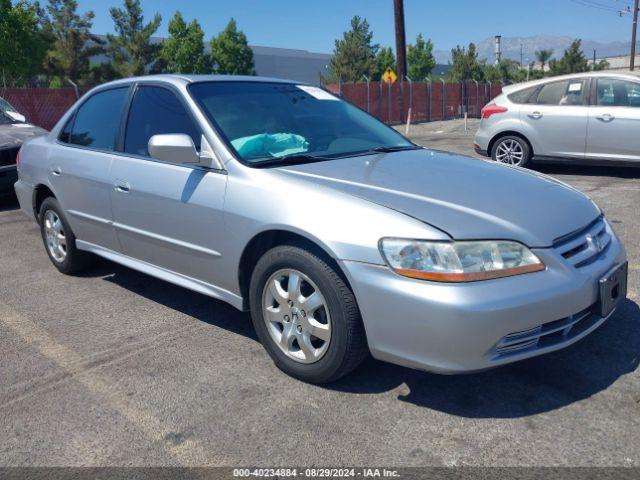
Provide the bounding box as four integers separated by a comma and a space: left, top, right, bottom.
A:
280, 149, 600, 247
0, 123, 47, 149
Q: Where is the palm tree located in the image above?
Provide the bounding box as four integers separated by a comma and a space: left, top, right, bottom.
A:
535, 49, 554, 73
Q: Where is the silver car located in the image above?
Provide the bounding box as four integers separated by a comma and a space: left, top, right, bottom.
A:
475, 71, 640, 167
1, 98, 47, 196
14, 75, 628, 383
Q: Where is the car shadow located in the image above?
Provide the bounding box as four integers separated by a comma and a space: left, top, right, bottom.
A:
89, 259, 638, 419
533, 163, 640, 179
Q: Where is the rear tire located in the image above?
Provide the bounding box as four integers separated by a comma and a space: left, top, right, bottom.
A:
491, 135, 532, 167
39, 197, 93, 274
249, 245, 368, 384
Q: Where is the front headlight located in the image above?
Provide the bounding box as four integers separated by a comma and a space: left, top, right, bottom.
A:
379, 238, 545, 282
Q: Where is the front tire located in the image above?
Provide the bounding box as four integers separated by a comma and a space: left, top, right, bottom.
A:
249, 245, 368, 383
39, 197, 92, 274
491, 135, 531, 167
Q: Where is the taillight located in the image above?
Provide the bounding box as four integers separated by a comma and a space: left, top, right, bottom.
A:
481, 102, 508, 119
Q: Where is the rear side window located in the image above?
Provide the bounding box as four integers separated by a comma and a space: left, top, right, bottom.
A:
507, 86, 538, 104
124, 86, 201, 157
533, 80, 586, 106
597, 78, 640, 107
68, 87, 129, 150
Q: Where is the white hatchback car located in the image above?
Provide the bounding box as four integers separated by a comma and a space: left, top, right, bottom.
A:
474, 71, 640, 167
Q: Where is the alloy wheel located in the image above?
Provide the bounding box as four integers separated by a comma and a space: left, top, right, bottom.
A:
495, 139, 524, 165
262, 268, 331, 364
44, 210, 67, 262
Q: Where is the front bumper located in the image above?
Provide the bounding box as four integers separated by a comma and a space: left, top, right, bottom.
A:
341, 232, 626, 374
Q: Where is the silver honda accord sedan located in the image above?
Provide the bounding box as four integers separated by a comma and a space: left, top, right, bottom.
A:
14, 75, 628, 383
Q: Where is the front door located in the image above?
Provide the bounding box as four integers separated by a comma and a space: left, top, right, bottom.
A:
109, 85, 227, 286
586, 77, 640, 163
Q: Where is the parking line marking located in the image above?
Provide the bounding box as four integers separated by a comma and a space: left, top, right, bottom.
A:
0, 301, 232, 466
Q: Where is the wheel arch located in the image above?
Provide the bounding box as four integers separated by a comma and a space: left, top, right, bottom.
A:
488, 131, 534, 159
237, 229, 353, 311
32, 184, 56, 218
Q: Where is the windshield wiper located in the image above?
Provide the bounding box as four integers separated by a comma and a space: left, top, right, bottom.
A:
252, 153, 335, 168
371, 145, 423, 153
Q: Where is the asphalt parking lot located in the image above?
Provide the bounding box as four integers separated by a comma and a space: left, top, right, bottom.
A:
1, 119, 639, 467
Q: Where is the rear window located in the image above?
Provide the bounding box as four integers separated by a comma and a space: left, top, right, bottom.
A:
67, 87, 129, 150
533, 80, 586, 106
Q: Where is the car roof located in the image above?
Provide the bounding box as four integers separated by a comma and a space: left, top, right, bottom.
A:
95, 74, 302, 89
503, 70, 640, 94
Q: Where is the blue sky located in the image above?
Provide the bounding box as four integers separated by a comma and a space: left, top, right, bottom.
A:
82, 0, 634, 53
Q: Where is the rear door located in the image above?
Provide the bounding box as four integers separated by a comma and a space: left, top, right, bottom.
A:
109, 84, 227, 285
49, 86, 130, 251
519, 78, 589, 159
586, 77, 640, 163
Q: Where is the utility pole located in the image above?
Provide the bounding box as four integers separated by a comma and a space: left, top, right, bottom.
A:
631, 0, 639, 70
393, 0, 407, 79
520, 44, 523, 68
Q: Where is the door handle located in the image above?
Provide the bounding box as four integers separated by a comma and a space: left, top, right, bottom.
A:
528, 111, 543, 119
114, 180, 130, 193
596, 113, 615, 122
50, 166, 62, 176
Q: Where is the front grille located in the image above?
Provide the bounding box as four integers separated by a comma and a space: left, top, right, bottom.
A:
492, 305, 599, 359
554, 216, 610, 268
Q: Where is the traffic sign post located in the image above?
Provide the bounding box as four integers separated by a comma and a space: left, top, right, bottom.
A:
382, 68, 397, 124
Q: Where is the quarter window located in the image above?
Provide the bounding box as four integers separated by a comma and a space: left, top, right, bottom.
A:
597, 78, 640, 107
124, 86, 201, 157
507, 86, 538, 104
68, 87, 129, 150
533, 80, 586, 106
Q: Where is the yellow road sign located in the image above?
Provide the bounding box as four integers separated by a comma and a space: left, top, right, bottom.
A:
382, 67, 397, 84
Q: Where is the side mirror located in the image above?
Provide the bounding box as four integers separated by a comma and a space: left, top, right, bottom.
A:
5, 111, 26, 123
148, 134, 200, 165
148, 134, 224, 170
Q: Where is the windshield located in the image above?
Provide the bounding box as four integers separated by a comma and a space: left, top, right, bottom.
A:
188, 81, 414, 165
0, 98, 17, 114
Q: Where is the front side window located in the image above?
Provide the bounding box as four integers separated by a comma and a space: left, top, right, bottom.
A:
534, 80, 586, 106
188, 82, 414, 165
68, 87, 129, 150
597, 78, 640, 107
124, 86, 201, 157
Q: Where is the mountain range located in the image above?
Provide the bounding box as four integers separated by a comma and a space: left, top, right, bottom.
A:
433, 35, 633, 64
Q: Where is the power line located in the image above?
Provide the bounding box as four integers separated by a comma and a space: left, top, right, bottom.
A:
570, 0, 632, 14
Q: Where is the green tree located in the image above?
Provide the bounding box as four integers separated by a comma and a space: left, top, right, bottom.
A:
549, 39, 589, 75
592, 58, 609, 71
407, 34, 435, 80
448, 43, 484, 82
534, 48, 553, 74
373, 46, 395, 80
484, 59, 525, 84
0, 0, 45, 86
160, 12, 211, 74
327, 16, 378, 83
107, 0, 162, 77
39, 0, 103, 85
210, 18, 255, 75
